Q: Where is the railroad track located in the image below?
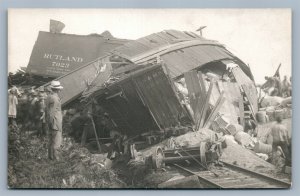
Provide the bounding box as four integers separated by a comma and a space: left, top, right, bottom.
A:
171, 161, 291, 189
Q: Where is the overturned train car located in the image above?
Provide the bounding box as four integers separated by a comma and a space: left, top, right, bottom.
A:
49, 29, 258, 142
87, 64, 193, 138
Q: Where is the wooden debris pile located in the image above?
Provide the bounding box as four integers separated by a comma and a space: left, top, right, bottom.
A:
184, 70, 226, 131
179, 64, 258, 138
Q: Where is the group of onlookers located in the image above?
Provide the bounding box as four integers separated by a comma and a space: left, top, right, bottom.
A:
261, 75, 291, 97
9, 86, 48, 137
8, 81, 64, 161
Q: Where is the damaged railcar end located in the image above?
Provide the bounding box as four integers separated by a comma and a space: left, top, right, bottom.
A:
83, 64, 194, 146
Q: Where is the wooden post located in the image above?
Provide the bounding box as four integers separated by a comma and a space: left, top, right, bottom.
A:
273, 63, 281, 78
184, 70, 202, 112
204, 92, 225, 129
81, 126, 88, 146
90, 116, 102, 152
197, 80, 215, 129
238, 95, 245, 127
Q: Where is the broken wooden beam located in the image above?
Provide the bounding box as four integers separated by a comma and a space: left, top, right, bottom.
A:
241, 84, 257, 122
273, 63, 281, 78
197, 72, 207, 102
198, 81, 214, 129
231, 67, 258, 115
203, 91, 225, 129
238, 95, 245, 127
184, 70, 202, 113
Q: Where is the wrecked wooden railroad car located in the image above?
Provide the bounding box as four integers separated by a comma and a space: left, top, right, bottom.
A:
26, 31, 129, 78
107, 29, 258, 128
85, 64, 193, 137
43, 29, 258, 140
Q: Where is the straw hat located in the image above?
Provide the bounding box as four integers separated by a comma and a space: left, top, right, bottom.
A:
10, 86, 18, 94
49, 81, 63, 89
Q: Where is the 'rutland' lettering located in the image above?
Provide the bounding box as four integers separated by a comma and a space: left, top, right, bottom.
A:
43, 53, 84, 63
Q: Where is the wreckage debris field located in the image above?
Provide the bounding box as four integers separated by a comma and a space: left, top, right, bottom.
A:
8, 118, 291, 188
8, 27, 292, 189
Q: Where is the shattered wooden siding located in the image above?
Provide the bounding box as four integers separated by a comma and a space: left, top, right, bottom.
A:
97, 65, 192, 136
134, 67, 190, 129
204, 79, 242, 124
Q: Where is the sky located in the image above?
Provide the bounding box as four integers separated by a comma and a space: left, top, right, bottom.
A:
8, 9, 291, 84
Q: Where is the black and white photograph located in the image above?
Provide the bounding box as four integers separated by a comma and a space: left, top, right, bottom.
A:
7, 9, 292, 189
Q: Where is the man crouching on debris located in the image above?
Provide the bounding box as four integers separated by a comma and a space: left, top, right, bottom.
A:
46, 81, 63, 161
270, 116, 291, 167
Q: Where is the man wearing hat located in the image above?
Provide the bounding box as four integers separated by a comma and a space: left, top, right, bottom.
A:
8, 86, 19, 128
29, 90, 40, 131
46, 81, 63, 161
37, 90, 47, 137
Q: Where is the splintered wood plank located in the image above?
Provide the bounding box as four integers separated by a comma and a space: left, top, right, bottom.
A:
238, 95, 245, 127
195, 82, 213, 130
221, 81, 241, 124
232, 67, 258, 116
211, 82, 220, 106
227, 82, 244, 125
241, 84, 257, 120
217, 81, 230, 116
193, 96, 204, 129
197, 72, 207, 96
184, 70, 202, 112
198, 82, 214, 128
190, 71, 206, 125
229, 82, 242, 116
204, 92, 225, 128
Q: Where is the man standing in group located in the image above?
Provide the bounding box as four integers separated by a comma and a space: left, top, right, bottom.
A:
262, 76, 282, 96
30, 91, 40, 131
37, 90, 47, 137
270, 116, 291, 167
8, 86, 19, 128
46, 81, 63, 161
282, 75, 291, 97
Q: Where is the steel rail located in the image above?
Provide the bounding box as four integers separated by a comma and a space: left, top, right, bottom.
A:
171, 163, 224, 189
220, 161, 291, 188
171, 162, 291, 189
